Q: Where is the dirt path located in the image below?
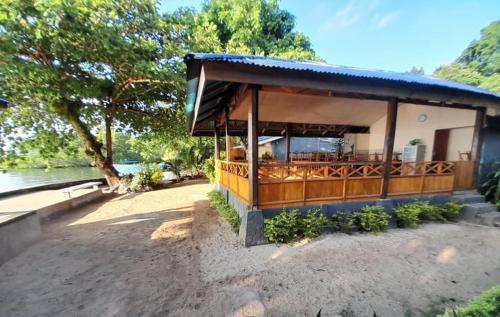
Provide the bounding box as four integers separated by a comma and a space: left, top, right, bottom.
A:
1, 180, 499, 317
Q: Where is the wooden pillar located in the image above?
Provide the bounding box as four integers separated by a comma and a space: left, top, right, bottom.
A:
381, 99, 398, 198
248, 86, 259, 209
214, 128, 220, 160
285, 124, 291, 163
225, 115, 231, 161
471, 107, 486, 188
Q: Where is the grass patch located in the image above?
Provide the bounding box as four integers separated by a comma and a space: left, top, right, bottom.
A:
207, 190, 241, 233
437, 285, 500, 317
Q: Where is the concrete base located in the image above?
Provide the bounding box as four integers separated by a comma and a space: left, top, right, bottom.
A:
38, 189, 104, 220
0, 211, 41, 265
239, 209, 267, 247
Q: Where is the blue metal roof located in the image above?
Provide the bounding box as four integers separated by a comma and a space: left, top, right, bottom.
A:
187, 53, 500, 99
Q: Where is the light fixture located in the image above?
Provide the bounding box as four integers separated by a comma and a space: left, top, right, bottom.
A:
417, 114, 428, 122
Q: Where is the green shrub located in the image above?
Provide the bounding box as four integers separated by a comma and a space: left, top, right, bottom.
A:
331, 211, 357, 233
130, 163, 164, 191
264, 210, 301, 243
480, 160, 500, 210
417, 201, 447, 222
438, 202, 464, 221
203, 157, 216, 182
357, 205, 390, 232
300, 209, 329, 239
437, 285, 500, 317
394, 203, 422, 227
207, 190, 241, 232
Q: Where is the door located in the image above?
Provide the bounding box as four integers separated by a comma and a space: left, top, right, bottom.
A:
432, 129, 450, 161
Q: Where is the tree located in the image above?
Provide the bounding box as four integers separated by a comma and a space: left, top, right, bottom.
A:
181, 0, 319, 60
435, 21, 500, 93
407, 66, 424, 75
0, 0, 186, 185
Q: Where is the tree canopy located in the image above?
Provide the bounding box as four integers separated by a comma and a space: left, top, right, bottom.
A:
435, 20, 500, 93
0, 0, 318, 185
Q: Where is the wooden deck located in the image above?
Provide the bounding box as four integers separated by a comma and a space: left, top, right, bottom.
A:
216, 160, 475, 209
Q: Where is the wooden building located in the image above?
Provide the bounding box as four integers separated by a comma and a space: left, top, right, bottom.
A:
185, 53, 500, 246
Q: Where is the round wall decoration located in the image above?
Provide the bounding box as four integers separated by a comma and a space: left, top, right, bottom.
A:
417, 114, 428, 122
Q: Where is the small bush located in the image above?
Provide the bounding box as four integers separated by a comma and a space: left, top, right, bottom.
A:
203, 157, 216, 182
331, 211, 357, 233
438, 202, 464, 221
207, 190, 241, 232
437, 285, 500, 317
264, 210, 301, 243
357, 205, 390, 232
417, 201, 447, 222
300, 209, 329, 239
130, 163, 164, 191
394, 203, 422, 227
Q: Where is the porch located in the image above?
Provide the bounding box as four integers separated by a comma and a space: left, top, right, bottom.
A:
184, 53, 500, 245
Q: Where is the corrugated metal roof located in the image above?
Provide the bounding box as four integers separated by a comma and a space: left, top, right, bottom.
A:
186, 53, 500, 99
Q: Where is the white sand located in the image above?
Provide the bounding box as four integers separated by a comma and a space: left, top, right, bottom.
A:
0, 180, 499, 317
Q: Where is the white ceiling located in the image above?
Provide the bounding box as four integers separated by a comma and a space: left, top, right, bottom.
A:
230, 90, 388, 126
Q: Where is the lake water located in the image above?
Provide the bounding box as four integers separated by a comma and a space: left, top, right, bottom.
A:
0, 164, 175, 193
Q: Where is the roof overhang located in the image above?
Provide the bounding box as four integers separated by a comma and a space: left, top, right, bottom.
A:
185, 53, 500, 136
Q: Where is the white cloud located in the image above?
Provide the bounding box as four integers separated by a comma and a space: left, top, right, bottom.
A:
375, 11, 400, 29
320, 1, 363, 31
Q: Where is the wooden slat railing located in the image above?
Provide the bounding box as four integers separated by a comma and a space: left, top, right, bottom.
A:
216, 160, 462, 209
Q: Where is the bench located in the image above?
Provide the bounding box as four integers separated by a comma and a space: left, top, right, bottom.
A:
59, 181, 102, 198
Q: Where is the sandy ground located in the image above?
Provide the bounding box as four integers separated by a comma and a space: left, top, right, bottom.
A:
0, 180, 499, 317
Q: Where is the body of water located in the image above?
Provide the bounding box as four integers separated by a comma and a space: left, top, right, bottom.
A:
0, 164, 175, 193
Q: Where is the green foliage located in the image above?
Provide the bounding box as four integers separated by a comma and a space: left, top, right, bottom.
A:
331, 212, 357, 233
203, 157, 216, 182
419, 203, 447, 222
435, 21, 500, 93
130, 164, 164, 191
395, 201, 464, 227
194, 0, 318, 60
357, 206, 390, 232
438, 202, 464, 221
394, 203, 422, 228
438, 285, 500, 317
407, 66, 424, 75
264, 210, 301, 243
300, 209, 329, 239
480, 161, 500, 210
207, 190, 241, 232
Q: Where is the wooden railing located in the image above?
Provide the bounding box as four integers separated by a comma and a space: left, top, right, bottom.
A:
217, 160, 466, 209
216, 160, 249, 204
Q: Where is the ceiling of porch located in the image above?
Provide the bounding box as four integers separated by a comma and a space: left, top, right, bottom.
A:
229, 89, 388, 126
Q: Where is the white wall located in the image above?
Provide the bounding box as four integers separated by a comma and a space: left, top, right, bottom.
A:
447, 126, 474, 160
368, 104, 476, 160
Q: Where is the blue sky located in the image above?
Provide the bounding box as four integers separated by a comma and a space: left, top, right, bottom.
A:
159, 0, 499, 74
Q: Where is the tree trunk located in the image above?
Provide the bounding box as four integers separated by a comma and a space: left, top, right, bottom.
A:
105, 113, 113, 164
60, 105, 120, 186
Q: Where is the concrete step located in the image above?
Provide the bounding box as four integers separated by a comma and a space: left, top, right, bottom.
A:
474, 211, 500, 227
453, 190, 479, 195
462, 202, 497, 220
452, 194, 485, 204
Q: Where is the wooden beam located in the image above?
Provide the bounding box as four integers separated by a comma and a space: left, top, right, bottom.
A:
248, 86, 259, 209
214, 127, 220, 160
203, 62, 500, 109
381, 99, 398, 198
285, 124, 291, 163
471, 107, 486, 188
225, 110, 231, 161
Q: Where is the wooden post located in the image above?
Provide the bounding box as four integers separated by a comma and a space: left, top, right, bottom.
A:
248, 86, 259, 209
471, 107, 486, 188
225, 113, 231, 161
214, 128, 220, 160
381, 99, 398, 198
285, 124, 291, 163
